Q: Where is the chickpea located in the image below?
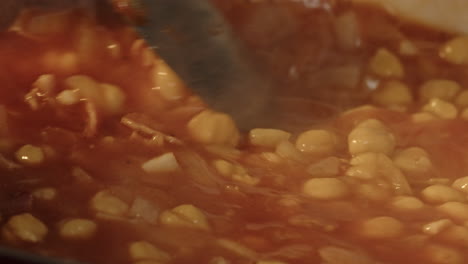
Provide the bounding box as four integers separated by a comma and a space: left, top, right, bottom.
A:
302, 178, 349, 200
438, 202, 468, 221
422, 219, 453, 235
249, 128, 291, 148
372, 81, 412, 107
421, 185, 465, 204
60, 218, 97, 240
90, 190, 129, 217
390, 196, 425, 212
369, 48, 404, 78
187, 110, 240, 146
452, 176, 468, 194
348, 119, 395, 155
3, 214, 48, 243
129, 241, 171, 262
419, 79, 461, 102
422, 98, 457, 119
393, 147, 432, 176
15, 144, 45, 166
295, 130, 337, 156
33, 187, 57, 201
159, 204, 210, 231
358, 216, 404, 239
440, 36, 468, 65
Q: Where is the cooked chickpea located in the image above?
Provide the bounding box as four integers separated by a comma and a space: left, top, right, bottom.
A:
393, 147, 432, 176
455, 90, 468, 108
438, 202, 468, 221
372, 81, 412, 107
100, 83, 126, 115
295, 130, 337, 155
422, 219, 453, 235
358, 216, 404, 239
159, 204, 210, 231
90, 190, 129, 217
33, 187, 57, 201
302, 178, 349, 200
3, 213, 48, 243
411, 112, 437, 123
422, 98, 458, 119
369, 48, 404, 78
348, 119, 395, 155
275, 140, 304, 161
15, 144, 45, 166
424, 244, 464, 264
152, 59, 186, 100
452, 176, 468, 194
346, 152, 381, 180
60, 219, 97, 240
421, 185, 465, 204
440, 36, 468, 65
419, 79, 461, 102
390, 196, 425, 211
249, 128, 291, 148
129, 241, 171, 262
187, 110, 240, 146
439, 225, 468, 247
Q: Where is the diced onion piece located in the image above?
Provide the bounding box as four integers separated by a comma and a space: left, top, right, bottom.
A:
142, 152, 180, 174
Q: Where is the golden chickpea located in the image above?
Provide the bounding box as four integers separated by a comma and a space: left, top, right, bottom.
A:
422, 98, 458, 119
129, 241, 171, 262
348, 119, 395, 155
90, 191, 129, 217
393, 147, 432, 176
452, 176, 468, 194
419, 79, 461, 102
295, 130, 337, 156
60, 219, 97, 240
159, 204, 210, 231
421, 185, 465, 204
372, 81, 413, 107
390, 196, 425, 212
15, 144, 45, 166
3, 214, 48, 243
358, 216, 404, 239
249, 128, 291, 148
369, 48, 404, 78
302, 178, 349, 200
438, 202, 468, 221
187, 110, 240, 146
440, 36, 468, 65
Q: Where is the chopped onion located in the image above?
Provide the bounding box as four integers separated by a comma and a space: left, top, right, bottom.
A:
142, 152, 180, 173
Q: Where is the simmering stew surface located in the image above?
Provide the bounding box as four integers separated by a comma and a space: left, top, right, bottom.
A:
2, 1, 468, 264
